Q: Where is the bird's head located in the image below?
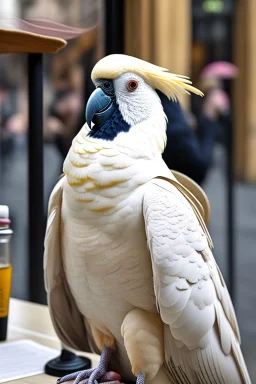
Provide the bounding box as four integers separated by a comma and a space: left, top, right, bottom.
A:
85, 54, 203, 155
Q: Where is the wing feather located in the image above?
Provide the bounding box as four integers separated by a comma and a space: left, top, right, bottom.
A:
44, 176, 96, 353
143, 178, 251, 383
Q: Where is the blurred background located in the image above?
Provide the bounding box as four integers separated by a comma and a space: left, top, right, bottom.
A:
0, 0, 255, 380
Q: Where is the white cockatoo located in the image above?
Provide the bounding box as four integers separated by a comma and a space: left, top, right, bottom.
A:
44, 54, 251, 384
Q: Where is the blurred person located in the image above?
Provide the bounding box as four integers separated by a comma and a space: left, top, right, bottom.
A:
161, 76, 230, 185
0, 76, 18, 161
44, 65, 83, 166
192, 76, 231, 142
3, 82, 28, 136
0, 79, 15, 126
199, 77, 230, 118
45, 31, 100, 163
45, 89, 82, 158
2, 86, 28, 167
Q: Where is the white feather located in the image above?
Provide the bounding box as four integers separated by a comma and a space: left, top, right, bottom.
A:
143, 178, 251, 383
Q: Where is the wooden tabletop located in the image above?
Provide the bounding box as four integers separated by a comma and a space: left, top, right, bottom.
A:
5, 298, 99, 384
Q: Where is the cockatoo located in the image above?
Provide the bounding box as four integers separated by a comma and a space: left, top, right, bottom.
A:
44, 54, 251, 384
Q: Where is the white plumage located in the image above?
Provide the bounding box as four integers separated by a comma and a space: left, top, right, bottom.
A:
144, 179, 249, 383
44, 55, 251, 384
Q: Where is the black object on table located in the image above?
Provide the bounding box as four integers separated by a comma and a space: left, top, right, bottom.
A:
45, 349, 91, 377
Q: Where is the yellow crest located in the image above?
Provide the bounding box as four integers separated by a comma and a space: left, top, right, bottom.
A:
91, 54, 203, 101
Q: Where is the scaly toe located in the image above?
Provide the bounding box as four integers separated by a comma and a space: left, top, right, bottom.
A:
57, 368, 94, 384
87, 367, 107, 384
57, 347, 114, 384
136, 372, 145, 384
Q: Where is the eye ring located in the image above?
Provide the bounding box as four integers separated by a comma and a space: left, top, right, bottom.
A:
127, 80, 138, 92
103, 81, 111, 89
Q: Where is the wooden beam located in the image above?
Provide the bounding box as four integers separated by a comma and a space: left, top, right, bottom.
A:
139, 0, 153, 61
124, 0, 191, 108
152, 0, 191, 109
244, 0, 256, 180
124, 0, 140, 57
233, 0, 246, 178
233, 0, 256, 181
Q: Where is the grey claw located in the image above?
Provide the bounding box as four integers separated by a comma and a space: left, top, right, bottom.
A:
57, 371, 82, 384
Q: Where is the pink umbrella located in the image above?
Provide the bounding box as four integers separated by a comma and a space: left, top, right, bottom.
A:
201, 61, 238, 79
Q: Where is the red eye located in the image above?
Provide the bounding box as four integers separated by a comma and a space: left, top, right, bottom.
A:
127, 80, 138, 91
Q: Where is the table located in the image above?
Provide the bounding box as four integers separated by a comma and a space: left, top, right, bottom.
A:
5, 299, 171, 384
5, 298, 99, 384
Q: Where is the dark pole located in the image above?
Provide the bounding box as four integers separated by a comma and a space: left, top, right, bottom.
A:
104, 0, 124, 55
226, 113, 235, 303
226, 12, 235, 305
28, 53, 45, 304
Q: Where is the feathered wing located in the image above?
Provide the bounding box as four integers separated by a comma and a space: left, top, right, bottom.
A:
44, 176, 96, 353
143, 177, 251, 384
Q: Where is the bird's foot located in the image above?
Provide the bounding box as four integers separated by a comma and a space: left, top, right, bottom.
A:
136, 372, 145, 384
57, 347, 116, 384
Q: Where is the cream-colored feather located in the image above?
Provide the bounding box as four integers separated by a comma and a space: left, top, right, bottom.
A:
155, 175, 213, 249
143, 177, 251, 384
44, 176, 98, 354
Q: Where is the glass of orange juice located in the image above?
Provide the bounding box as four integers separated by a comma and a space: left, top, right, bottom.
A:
0, 206, 13, 341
